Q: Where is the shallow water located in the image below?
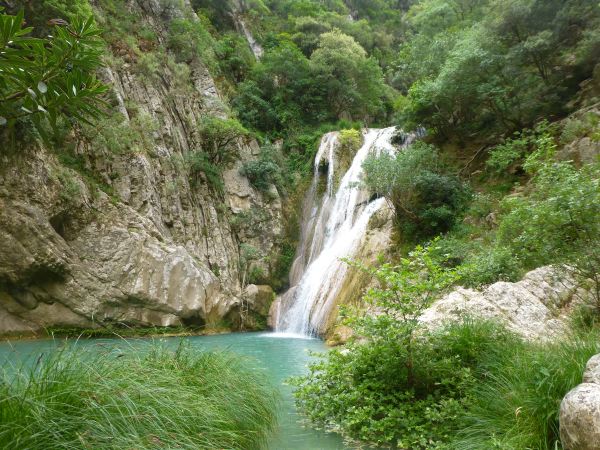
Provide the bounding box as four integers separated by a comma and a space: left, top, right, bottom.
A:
0, 332, 355, 450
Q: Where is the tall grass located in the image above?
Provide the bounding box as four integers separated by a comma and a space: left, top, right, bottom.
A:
454, 330, 600, 450
0, 342, 278, 449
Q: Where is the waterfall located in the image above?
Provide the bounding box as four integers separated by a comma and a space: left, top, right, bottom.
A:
274, 127, 398, 337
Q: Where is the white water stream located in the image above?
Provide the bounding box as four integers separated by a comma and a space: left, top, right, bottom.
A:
274, 127, 398, 336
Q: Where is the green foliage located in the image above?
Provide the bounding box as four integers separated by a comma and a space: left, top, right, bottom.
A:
338, 128, 362, 153
197, 116, 249, 165
454, 330, 600, 450
499, 153, 600, 307
242, 142, 285, 193
215, 32, 255, 82
82, 111, 159, 155
310, 30, 386, 120
41, 0, 93, 18
458, 245, 522, 287
344, 243, 460, 385
560, 112, 600, 144
186, 150, 224, 192
363, 142, 470, 241
293, 316, 518, 448
0, 343, 278, 449
167, 17, 218, 71
395, 0, 600, 142
0, 10, 107, 139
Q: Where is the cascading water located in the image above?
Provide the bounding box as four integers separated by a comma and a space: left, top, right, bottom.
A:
274, 127, 398, 337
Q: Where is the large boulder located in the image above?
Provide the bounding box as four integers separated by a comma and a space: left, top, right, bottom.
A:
560, 354, 600, 450
419, 267, 580, 340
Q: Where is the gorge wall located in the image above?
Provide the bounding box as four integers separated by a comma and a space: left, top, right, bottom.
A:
0, 0, 283, 335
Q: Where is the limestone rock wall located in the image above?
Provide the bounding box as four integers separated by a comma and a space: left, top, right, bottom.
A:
0, 0, 282, 335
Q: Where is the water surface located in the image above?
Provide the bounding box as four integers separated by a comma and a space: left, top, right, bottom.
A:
0, 332, 353, 450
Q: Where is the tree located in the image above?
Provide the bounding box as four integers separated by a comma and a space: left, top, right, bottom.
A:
0, 9, 107, 139
362, 142, 470, 240
498, 135, 600, 314
197, 116, 249, 165
310, 29, 386, 121
345, 242, 460, 387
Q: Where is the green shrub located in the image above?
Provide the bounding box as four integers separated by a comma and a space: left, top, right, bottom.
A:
459, 246, 522, 287
197, 116, 249, 165
186, 151, 224, 192
338, 128, 362, 153
560, 112, 600, 144
167, 17, 217, 71
0, 10, 107, 140
499, 155, 600, 308
82, 111, 158, 155
362, 142, 471, 241
293, 315, 519, 449
136, 52, 161, 79
0, 343, 278, 449
293, 244, 463, 447
242, 143, 284, 193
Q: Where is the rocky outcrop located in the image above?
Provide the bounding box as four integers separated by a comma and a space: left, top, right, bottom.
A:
0, 0, 282, 335
420, 267, 582, 340
560, 354, 600, 450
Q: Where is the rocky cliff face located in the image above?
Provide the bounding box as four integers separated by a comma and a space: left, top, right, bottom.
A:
0, 0, 282, 335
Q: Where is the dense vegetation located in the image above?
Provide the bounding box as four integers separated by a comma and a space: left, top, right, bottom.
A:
0, 343, 278, 449
293, 245, 600, 449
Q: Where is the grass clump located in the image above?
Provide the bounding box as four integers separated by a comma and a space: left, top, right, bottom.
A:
453, 330, 600, 450
0, 342, 278, 449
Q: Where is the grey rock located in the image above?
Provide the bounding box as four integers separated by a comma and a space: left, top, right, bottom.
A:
560, 383, 600, 450
584, 354, 600, 385
0, 0, 283, 334
419, 266, 578, 340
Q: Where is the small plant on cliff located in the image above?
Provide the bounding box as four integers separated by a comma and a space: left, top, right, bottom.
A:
338, 128, 362, 153
0, 9, 107, 140
186, 150, 224, 193
197, 116, 249, 166
241, 142, 285, 194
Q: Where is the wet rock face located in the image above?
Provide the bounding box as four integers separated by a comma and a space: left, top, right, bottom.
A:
560, 354, 600, 450
0, 0, 282, 335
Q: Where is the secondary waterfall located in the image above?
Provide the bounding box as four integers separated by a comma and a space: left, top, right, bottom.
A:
274, 127, 398, 337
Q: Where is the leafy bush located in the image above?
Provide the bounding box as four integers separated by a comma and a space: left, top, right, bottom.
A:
186, 151, 224, 192
242, 143, 284, 193
293, 244, 464, 447
82, 111, 159, 155
362, 142, 470, 241
560, 112, 600, 144
293, 315, 520, 448
338, 128, 362, 153
197, 116, 249, 165
499, 150, 600, 308
0, 343, 278, 449
459, 246, 522, 287
167, 17, 217, 70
